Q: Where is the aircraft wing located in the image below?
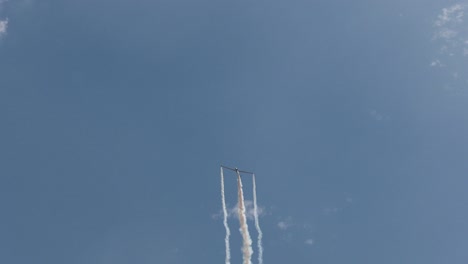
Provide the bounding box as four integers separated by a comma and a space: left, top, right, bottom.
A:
220, 165, 236, 171
220, 165, 254, 175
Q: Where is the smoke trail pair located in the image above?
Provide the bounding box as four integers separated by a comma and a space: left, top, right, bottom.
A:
220, 167, 263, 264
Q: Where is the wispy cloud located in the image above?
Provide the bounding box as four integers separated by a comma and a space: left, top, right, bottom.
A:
430, 59, 444, 67
275, 217, 318, 246
434, 4, 466, 28
431, 3, 468, 90
0, 19, 8, 37
0, 0, 35, 38
433, 4, 468, 51
369, 109, 385, 121
0, 0, 8, 38
277, 216, 294, 230
277, 221, 290, 230
323, 207, 340, 215
304, 239, 314, 246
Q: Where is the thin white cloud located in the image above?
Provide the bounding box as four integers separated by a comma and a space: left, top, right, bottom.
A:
435, 28, 458, 40
432, 3, 468, 89
323, 207, 339, 215
305, 239, 314, 246
433, 3, 468, 48
430, 59, 444, 67
0, 19, 7, 37
0, 0, 8, 37
0, 0, 35, 38
369, 109, 384, 121
277, 221, 290, 230
435, 4, 466, 27
277, 217, 293, 230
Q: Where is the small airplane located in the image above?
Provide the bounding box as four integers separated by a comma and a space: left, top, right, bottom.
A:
221, 165, 254, 175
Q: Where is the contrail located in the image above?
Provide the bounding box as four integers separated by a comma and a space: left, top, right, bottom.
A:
237, 172, 253, 264
252, 174, 264, 264
220, 168, 231, 264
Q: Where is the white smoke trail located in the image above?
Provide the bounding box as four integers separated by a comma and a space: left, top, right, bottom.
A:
237, 172, 253, 264
220, 168, 231, 264
252, 174, 264, 264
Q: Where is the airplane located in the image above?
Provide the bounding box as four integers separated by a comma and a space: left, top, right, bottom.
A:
221, 165, 254, 175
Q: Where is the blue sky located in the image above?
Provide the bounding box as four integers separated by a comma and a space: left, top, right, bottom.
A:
1, 0, 468, 263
